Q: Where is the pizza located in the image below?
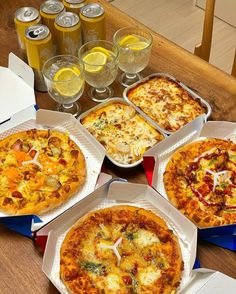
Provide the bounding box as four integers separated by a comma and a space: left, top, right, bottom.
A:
60, 205, 183, 294
126, 76, 207, 132
164, 138, 236, 227
0, 129, 86, 215
81, 102, 164, 165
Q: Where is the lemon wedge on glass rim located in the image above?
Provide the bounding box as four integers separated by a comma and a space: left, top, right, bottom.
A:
119, 34, 140, 47
82, 51, 107, 73
53, 67, 83, 97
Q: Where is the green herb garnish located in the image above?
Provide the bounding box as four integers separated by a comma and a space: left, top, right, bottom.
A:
80, 261, 105, 275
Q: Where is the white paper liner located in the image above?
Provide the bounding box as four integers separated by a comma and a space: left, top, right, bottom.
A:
47, 199, 192, 294
0, 117, 104, 230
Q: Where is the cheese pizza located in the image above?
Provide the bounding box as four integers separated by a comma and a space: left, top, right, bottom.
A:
164, 138, 236, 227
60, 205, 183, 294
81, 102, 164, 165
127, 76, 207, 132
0, 129, 86, 215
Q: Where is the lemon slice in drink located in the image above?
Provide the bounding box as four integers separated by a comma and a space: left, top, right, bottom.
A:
119, 34, 140, 47
90, 46, 111, 57
53, 67, 83, 97
128, 41, 149, 50
83, 51, 107, 73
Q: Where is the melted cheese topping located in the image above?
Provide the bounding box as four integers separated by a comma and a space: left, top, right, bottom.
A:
127, 76, 206, 132
134, 229, 160, 247
139, 267, 161, 286
81, 102, 164, 164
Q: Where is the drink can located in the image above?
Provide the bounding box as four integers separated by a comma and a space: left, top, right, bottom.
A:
63, 0, 87, 15
80, 3, 105, 43
25, 24, 53, 92
40, 0, 65, 53
55, 12, 82, 55
14, 7, 41, 61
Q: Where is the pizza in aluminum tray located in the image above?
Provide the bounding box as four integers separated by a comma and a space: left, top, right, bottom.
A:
60, 205, 183, 294
127, 76, 207, 132
164, 138, 236, 227
81, 102, 164, 165
0, 129, 86, 215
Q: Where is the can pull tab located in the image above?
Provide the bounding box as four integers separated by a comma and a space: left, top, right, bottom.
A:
63, 16, 72, 26
24, 9, 33, 18
29, 27, 45, 38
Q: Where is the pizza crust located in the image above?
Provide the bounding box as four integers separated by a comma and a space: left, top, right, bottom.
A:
0, 129, 86, 215
60, 205, 183, 294
164, 138, 236, 227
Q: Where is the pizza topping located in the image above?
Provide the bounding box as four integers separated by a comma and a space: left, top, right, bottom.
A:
44, 176, 61, 190
138, 267, 161, 286
59, 159, 67, 166
11, 191, 23, 198
122, 275, 132, 285
2, 197, 13, 206
29, 149, 37, 158
115, 142, 130, 154
50, 191, 61, 198
48, 136, 61, 147
71, 150, 79, 158
80, 261, 106, 275
11, 139, 23, 151
50, 146, 62, 157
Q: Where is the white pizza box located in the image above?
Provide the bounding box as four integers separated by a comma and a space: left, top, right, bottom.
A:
0, 109, 106, 233
39, 180, 236, 293
0, 53, 36, 131
143, 114, 236, 241
40, 180, 197, 293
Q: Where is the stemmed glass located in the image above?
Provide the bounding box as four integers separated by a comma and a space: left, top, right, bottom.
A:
113, 27, 153, 87
78, 40, 119, 102
43, 55, 85, 117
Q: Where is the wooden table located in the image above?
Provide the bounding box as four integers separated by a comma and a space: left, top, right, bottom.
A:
0, 0, 236, 293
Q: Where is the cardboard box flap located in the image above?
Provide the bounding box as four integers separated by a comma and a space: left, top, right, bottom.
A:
200, 121, 236, 140
144, 114, 205, 161
0, 53, 35, 124
181, 269, 236, 293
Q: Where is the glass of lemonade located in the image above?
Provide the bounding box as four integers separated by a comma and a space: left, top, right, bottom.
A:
113, 27, 153, 87
43, 55, 85, 117
78, 40, 119, 102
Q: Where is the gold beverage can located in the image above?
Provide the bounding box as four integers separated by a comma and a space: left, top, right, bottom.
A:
40, 0, 65, 53
25, 24, 53, 92
80, 3, 105, 43
63, 0, 87, 15
14, 7, 41, 61
55, 12, 82, 55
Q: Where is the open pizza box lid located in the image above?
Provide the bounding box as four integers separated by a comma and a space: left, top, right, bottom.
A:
143, 115, 236, 250
39, 180, 236, 293
0, 53, 36, 131
0, 109, 108, 236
